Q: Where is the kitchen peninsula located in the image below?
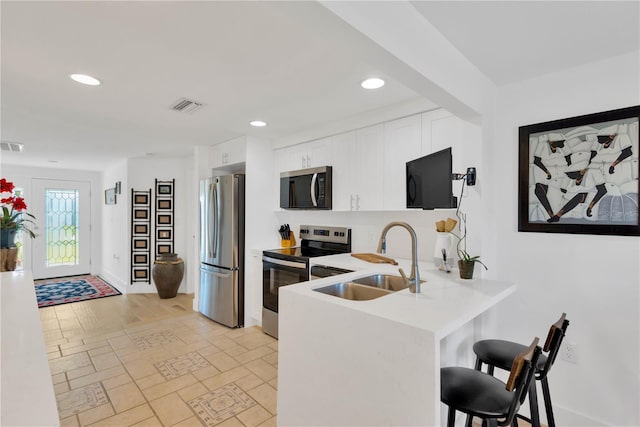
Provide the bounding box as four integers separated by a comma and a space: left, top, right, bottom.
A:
277, 255, 515, 426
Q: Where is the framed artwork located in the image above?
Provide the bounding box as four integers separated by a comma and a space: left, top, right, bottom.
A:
157, 214, 173, 226
157, 244, 172, 254
133, 238, 149, 250
115, 181, 122, 195
133, 224, 149, 235
133, 253, 148, 264
105, 188, 116, 205
134, 193, 149, 205
158, 183, 173, 195
157, 229, 172, 240
157, 199, 172, 210
133, 208, 149, 220
518, 105, 640, 236
132, 268, 149, 280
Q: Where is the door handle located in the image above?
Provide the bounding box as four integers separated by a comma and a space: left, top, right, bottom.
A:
310, 173, 318, 207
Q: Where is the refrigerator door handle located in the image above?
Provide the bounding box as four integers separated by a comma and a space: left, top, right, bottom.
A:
211, 180, 218, 259
310, 172, 318, 207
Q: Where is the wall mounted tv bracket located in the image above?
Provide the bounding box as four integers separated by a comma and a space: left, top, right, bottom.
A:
452, 167, 476, 186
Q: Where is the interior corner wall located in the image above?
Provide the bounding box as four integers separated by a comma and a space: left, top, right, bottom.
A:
486, 51, 640, 426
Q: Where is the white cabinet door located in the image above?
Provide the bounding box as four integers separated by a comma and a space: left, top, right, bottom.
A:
308, 137, 332, 167
211, 137, 247, 169
331, 131, 356, 211
355, 124, 384, 211
383, 114, 422, 210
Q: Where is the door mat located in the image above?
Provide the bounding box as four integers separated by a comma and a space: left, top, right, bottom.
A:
34, 275, 121, 308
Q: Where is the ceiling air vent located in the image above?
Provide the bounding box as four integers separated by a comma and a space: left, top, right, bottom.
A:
169, 97, 205, 114
1, 141, 24, 152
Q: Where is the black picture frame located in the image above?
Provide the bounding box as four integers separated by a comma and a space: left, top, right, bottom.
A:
133, 193, 149, 205
518, 105, 640, 236
156, 199, 172, 210
115, 181, 122, 195
158, 184, 173, 195
156, 229, 172, 240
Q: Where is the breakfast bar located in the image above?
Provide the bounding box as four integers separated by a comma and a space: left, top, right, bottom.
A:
277, 255, 515, 426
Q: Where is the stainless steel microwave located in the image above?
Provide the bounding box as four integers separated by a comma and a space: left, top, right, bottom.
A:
280, 166, 332, 209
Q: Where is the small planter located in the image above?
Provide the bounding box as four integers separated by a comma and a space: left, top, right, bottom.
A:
458, 260, 476, 279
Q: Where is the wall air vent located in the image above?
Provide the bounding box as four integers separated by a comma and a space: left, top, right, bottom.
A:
169, 97, 205, 114
1, 141, 24, 152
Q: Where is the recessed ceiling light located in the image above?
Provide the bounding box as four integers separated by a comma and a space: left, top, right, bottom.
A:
361, 78, 385, 89
250, 120, 267, 127
70, 74, 101, 86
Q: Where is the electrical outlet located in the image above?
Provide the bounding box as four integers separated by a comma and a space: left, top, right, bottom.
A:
561, 342, 578, 364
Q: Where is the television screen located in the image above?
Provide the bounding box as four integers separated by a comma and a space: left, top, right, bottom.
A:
406, 147, 455, 209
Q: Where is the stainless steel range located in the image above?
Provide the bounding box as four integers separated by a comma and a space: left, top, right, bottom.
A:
262, 225, 351, 338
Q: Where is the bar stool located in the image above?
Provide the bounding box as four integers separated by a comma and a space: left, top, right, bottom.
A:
441, 337, 542, 427
470, 313, 569, 427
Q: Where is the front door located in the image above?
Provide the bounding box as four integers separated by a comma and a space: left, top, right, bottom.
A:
30, 179, 91, 279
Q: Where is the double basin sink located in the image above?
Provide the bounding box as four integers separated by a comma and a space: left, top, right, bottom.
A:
313, 274, 424, 301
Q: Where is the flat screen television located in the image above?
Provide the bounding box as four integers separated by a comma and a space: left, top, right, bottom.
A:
406, 147, 456, 209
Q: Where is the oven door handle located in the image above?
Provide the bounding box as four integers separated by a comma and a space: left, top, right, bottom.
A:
263, 256, 307, 270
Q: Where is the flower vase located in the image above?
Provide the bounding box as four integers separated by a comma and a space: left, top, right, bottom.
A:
0, 228, 17, 249
433, 232, 454, 271
152, 253, 184, 299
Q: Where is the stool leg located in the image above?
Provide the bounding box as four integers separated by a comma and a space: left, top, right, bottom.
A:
541, 377, 556, 427
528, 381, 541, 427
447, 407, 456, 427
474, 356, 483, 371
487, 364, 494, 376
465, 414, 474, 427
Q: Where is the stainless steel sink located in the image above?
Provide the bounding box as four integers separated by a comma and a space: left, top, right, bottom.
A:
313, 282, 393, 301
352, 274, 409, 291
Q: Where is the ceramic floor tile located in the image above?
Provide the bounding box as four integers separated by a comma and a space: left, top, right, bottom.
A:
141, 373, 198, 401
106, 382, 146, 413
155, 352, 211, 380
66, 365, 97, 381
69, 366, 127, 390
243, 359, 277, 382
52, 372, 67, 385
132, 329, 181, 349
201, 367, 251, 391
234, 374, 264, 393
260, 352, 278, 367
192, 365, 222, 381
49, 352, 92, 375
235, 404, 272, 427
130, 416, 164, 427
246, 383, 277, 415
205, 352, 240, 372
233, 347, 273, 365
60, 414, 80, 427
172, 416, 207, 427
102, 373, 134, 390
87, 403, 155, 427
149, 392, 195, 426
56, 382, 110, 418
91, 352, 122, 371
188, 383, 256, 427
214, 417, 245, 427
54, 381, 70, 394
76, 402, 115, 426
256, 416, 277, 427
231, 333, 275, 351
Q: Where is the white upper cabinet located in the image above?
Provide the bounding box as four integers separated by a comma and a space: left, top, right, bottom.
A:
354, 124, 384, 211
331, 131, 357, 211
289, 137, 332, 170
383, 114, 422, 210
210, 136, 247, 168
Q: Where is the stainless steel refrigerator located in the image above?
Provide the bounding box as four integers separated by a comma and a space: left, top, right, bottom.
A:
199, 174, 245, 328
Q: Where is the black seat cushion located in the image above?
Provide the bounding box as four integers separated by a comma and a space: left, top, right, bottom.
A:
441, 367, 514, 419
474, 339, 547, 372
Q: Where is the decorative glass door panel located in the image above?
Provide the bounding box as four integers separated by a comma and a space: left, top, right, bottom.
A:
45, 189, 80, 266
31, 179, 91, 279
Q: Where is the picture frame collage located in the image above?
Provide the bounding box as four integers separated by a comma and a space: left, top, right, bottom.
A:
155, 179, 175, 258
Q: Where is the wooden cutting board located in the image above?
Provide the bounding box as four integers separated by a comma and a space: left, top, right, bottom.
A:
351, 253, 398, 265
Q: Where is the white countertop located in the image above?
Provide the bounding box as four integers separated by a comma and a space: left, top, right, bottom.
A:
292, 253, 515, 340
1, 271, 60, 427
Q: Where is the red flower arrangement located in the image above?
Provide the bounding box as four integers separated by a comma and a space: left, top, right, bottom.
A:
1, 178, 36, 239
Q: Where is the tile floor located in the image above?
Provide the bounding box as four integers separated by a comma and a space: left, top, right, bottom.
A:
41, 293, 277, 427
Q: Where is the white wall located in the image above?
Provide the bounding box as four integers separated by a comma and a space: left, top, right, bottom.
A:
101, 159, 128, 292
485, 51, 640, 426
0, 164, 102, 276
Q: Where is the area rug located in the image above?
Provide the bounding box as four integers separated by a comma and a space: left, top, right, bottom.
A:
34, 275, 121, 308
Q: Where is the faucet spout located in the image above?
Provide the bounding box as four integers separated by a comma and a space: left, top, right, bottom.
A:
377, 222, 421, 293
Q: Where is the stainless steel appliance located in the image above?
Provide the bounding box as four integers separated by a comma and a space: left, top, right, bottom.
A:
262, 225, 351, 338
280, 166, 332, 209
199, 174, 245, 328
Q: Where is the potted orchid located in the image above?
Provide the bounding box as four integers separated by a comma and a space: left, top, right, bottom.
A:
1, 178, 36, 248
448, 212, 487, 279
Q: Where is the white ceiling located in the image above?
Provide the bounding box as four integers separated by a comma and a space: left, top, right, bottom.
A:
1, 1, 638, 171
